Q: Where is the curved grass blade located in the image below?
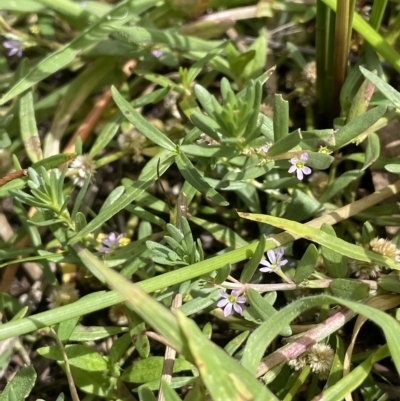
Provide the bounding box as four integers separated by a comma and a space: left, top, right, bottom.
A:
0, 0, 158, 105
111, 86, 176, 152
238, 212, 400, 270
175, 152, 228, 206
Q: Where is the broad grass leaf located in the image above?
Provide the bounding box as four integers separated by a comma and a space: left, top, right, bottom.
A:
238, 212, 400, 270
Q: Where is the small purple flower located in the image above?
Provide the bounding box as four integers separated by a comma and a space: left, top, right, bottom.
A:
152, 50, 163, 58
259, 249, 288, 273
261, 145, 269, 153
99, 232, 123, 254
217, 289, 246, 317
288, 152, 312, 180
3, 40, 23, 57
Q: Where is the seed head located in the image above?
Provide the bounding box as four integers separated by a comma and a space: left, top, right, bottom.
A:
69, 154, 96, 187
369, 237, 400, 261
47, 283, 79, 309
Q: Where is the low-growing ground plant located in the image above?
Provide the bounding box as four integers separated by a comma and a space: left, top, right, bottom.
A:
1, 1, 400, 400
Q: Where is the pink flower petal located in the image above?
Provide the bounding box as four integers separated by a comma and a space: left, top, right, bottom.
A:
300, 153, 308, 161
223, 303, 232, 316
267, 250, 276, 263
296, 169, 304, 180
233, 304, 243, 314
217, 299, 229, 308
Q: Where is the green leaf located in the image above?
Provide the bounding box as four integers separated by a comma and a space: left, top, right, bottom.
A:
238, 212, 400, 271
300, 129, 336, 149
222, 161, 274, 181
38, 344, 108, 371
241, 29, 267, 82
293, 244, 319, 284
194, 84, 219, 117
111, 86, 176, 152
186, 43, 226, 84
0, 365, 36, 401
362, 132, 380, 170
246, 288, 292, 336
267, 129, 302, 157
110, 333, 131, 364
122, 356, 194, 383
385, 163, 400, 174
347, 72, 376, 121
320, 224, 348, 278
31, 153, 76, 171
273, 95, 288, 142
175, 152, 228, 206
330, 279, 370, 301
190, 111, 221, 142
160, 381, 182, 401
57, 317, 80, 342
306, 152, 334, 170
111, 26, 224, 52
240, 235, 266, 283
70, 325, 126, 342
319, 345, 390, 401
360, 66, 400, 108
378, 274, 400, 294
319, 170, 363, 203
18, 60, 43, 163
334, 106, 386, 149
284, 189, 323, 222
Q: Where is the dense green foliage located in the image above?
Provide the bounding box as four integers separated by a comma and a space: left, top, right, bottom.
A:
1, 1, 400, 400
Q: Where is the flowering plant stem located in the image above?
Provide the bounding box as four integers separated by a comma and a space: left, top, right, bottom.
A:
0, 180, 399, 341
